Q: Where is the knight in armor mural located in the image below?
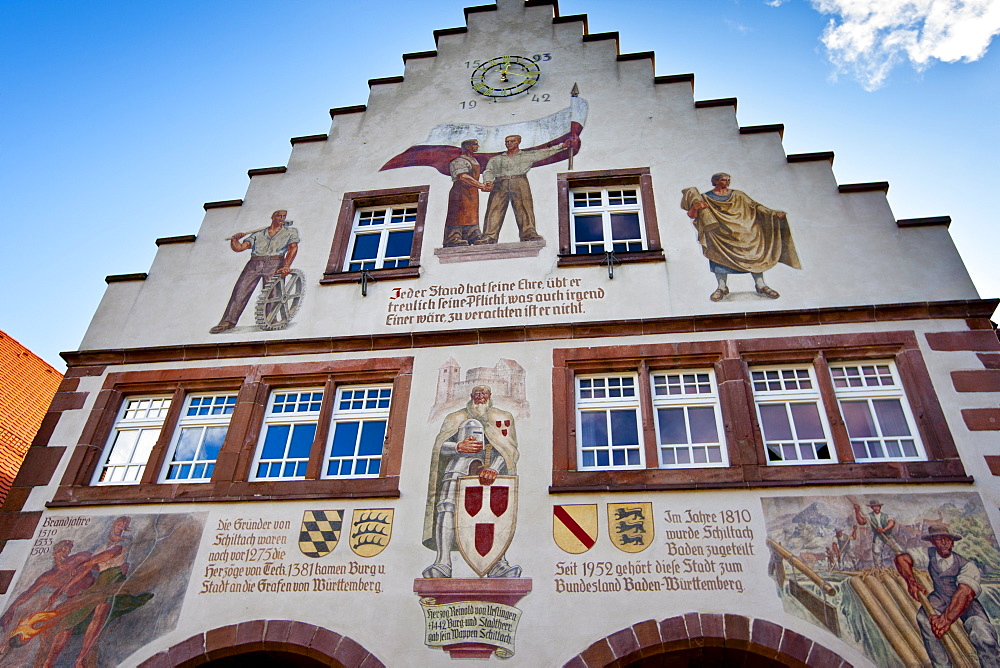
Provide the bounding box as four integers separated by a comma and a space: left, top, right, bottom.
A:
421, 385, 521, 578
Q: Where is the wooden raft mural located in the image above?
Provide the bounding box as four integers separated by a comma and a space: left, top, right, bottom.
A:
762, 492, 1000, 668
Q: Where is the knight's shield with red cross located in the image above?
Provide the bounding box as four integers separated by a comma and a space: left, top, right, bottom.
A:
455, 475, 518, 577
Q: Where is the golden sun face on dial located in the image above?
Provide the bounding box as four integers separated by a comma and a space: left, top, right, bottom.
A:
470, 55, 541, 98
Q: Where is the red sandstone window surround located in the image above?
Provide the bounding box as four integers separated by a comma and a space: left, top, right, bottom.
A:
551, 331, 967, 492
52, 358, 412, 507
321, 186, 428, 285
556, 167, 664, 268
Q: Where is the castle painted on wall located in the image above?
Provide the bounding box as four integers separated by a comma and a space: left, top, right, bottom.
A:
430, 357, 529, 419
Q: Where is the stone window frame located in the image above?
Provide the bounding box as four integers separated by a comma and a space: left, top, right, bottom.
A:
566, 185, 646, 254
157, 391, 239, 484
649, 368, 729, 469
551, 331, 966, 492
828, 359, 927, 463
342, 204, 420, 273
52, 357, 412, 507
748, 364, 838, 466
249, 385, 327, 481
92, 395, 174, 485
556, 167, 664, 268
321, 385, 394, 479
574, 372, 646, 470
320, 186, 429, 285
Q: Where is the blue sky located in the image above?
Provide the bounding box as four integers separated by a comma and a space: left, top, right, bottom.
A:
2, 0, 998, 370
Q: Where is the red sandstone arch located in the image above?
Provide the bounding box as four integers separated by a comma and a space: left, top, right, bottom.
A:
563, 613, 852, 667
136, 620, 385, 668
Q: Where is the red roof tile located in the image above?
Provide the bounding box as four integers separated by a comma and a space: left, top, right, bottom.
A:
0, 331, 62, 503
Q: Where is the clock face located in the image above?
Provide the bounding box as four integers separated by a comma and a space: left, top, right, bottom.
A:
470, 55, 541, 98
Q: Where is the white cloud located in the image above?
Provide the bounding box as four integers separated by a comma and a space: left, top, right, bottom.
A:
808, 0, 1000, 89
726, 18, 753, 32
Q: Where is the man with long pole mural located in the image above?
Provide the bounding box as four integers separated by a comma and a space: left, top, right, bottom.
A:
210, 209, 299, 333
895, 524, 1000, 667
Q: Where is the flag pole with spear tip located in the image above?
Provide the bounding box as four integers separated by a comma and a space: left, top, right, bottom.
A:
568, 83, 579, 171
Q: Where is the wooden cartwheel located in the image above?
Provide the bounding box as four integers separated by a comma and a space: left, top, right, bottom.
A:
255, 269, 305, 331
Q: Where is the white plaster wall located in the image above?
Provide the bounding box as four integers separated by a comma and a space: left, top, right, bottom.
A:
72, 0, 979, 354
7, 315, 1000, 667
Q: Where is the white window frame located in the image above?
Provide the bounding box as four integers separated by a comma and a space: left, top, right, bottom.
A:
159, 393, 237, 483
343, 205, 417, 272
568, 186, 646, 254
250, 388, 325, 481
93, 395, 172, 485
751, 365, 837, 466
651, 369, 727, 468
322, 385, 393, 479
829, 360, 926, 462
575, 374, 645, 470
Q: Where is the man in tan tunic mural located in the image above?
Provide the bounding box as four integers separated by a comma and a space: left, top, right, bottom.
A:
682, 173, 800, 302
422, 385, 521, 578
481, 135, 573, 244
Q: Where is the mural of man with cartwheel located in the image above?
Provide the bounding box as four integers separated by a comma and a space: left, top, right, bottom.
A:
210, 209, 305, 333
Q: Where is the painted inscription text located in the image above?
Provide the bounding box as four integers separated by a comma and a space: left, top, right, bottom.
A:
385, 277, 606, 326
553, 508, 755, 594
200, 518, 386, 595
420, 599, 523, 658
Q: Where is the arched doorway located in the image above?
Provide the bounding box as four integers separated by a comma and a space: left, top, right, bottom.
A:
138, 621, 384, 668
623, 646, 797, 667
564, 614, 850, 667
201, 650, 337, 668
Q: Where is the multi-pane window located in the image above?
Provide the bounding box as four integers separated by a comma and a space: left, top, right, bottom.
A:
576, 375, 644, 469
569, 188, 645, 254
160, 394, 237, 482
553, 335, 958, 493
252, 389, 325, 480
94, 396, 172, 484
652, 370, 726, 468
751, 366, 835, 465
345, 206, 416, 272
324, 386, 392, 478
830, 361, 924, 461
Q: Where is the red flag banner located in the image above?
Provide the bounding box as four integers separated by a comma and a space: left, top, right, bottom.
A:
380, 97, 587, 175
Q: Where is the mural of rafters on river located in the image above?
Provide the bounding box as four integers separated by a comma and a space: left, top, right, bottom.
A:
0, 513, 205, 667
762, 493, 1000, 668
381, 90, 585, 257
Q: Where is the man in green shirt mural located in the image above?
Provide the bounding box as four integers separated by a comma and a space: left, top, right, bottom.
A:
480, 134, 573, 244
854, 499, 896, 568
210, 209, 298, 334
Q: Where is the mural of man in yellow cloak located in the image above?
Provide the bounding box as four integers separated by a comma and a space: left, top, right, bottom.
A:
682, 173, 801, 302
